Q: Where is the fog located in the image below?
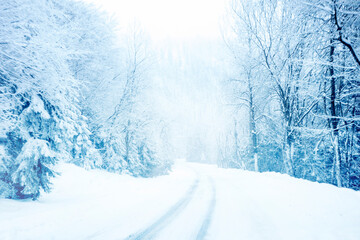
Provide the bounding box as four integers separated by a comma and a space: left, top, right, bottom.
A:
84, 0, 236, 163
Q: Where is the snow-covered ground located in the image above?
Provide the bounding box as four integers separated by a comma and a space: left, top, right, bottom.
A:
1, 160, 360, 240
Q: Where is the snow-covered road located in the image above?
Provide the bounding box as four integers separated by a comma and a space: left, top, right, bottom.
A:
124, 174, 214, 240
1, 161, 360, 240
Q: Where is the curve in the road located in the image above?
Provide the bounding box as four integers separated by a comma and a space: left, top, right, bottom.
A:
195, 177, 216, 240
124, 177, 200, 240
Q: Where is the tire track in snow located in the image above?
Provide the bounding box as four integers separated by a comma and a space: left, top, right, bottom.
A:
124, 177, 200, 240
195, 177, 216, 240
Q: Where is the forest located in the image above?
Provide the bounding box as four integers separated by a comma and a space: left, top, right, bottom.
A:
221, 0, 360, 190
0, 0, 171, 200
0, 0, 359, 202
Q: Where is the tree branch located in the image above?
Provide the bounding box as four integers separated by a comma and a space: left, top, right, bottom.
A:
333, 2, 360, 68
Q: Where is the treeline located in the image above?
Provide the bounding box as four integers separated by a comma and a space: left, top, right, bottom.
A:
221, 0, 360, 190
0, 0, 170, 200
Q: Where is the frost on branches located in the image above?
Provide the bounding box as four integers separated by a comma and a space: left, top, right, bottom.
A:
0, 0, 170, 200
224, 0, 360, 190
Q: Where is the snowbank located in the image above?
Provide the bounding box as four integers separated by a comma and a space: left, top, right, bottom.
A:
1, 162, 360, 240
0, 161, 196, 240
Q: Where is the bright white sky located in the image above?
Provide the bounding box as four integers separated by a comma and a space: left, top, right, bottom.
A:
84, 0, 228, 41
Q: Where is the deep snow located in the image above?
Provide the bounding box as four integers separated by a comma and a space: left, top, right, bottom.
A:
1, 160, 360, 240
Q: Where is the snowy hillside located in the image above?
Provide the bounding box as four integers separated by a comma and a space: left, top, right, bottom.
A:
1, 161, 359, 240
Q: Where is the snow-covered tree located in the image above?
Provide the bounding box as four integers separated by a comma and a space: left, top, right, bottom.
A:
0, 0, 117, 199
227, 0, 360, 190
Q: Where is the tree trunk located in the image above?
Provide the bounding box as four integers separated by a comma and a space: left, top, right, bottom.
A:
329, 27, 342, 187
333, 134, 342, 187
284, 132, 294, 176
254, 152, 259, 172
248, 74, 258, 172
351, 95, 360, 188
125, 120, 131, 163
